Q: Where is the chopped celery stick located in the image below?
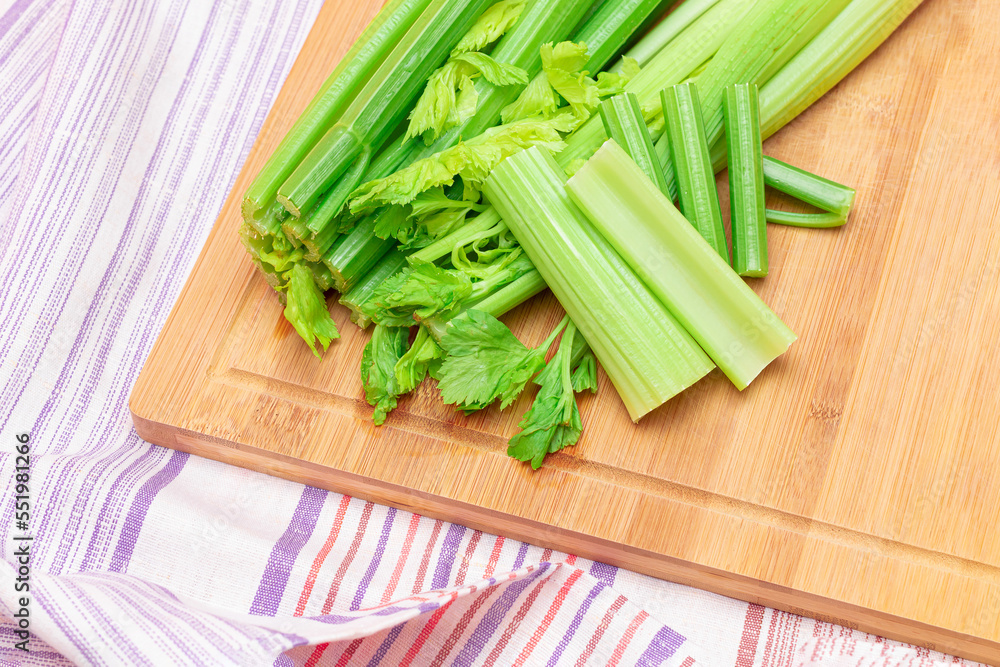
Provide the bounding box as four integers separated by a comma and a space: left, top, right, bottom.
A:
276, 0, 495, 217
339, 249, 409, 328
763, 155, 856, 218
322, 214, 394, 292
724, 83, 768, 277
599, 93, 669, 197
661, 83, 728, 260
484, 146, 713, 421
622, 0, 723, 68
243, 0, 432, 221
304, 148, 370, 235
766, 209, 846, 228
567, 140, 795, 390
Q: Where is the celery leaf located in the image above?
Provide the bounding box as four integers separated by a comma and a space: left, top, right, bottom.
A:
283, 263, 339, 357
364, 259, 474, 327
394, 326, 446, 394
361, 325, 409, 425
451, 0, 526, 56
437, 309, 549, 411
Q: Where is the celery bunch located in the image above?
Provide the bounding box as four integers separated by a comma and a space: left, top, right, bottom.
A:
238, 0, 923, 468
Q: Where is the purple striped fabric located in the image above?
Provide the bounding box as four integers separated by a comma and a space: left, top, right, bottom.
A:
0, 1, 978, 666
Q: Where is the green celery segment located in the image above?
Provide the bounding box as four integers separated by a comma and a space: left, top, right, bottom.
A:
661, 83, 728, 260
622, 0, 723, 67
599, 93, 669, 197
573, 0, 673, 72
242, 0, 432, 221
276, 0, 495, 217
763, 155, 856, 218
339, 249, 410, 328
484, 146, 713, 421
567, 140, 795, 390
724, 83, 768, 277
322, 214, 395, 292
766, 209, 847, 228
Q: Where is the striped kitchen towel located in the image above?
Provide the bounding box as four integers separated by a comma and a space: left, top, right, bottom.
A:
0, 0, 981, 665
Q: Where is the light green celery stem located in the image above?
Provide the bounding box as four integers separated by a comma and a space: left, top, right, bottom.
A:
766, 210, 846, 228
405, 0, 604, 165
281, 217, 309, 248
622, 0, 723, 67
762, 156, 855, 217
568, 140, 795, 390
704, 0, 921, 183
310, 260, 335, 292
424, 270, 547, 341
407, 209, 503, 264
249, 201, 288, 237
484, 146, 712, 421
302, 219, 342, 263
724, 83, 768, 277
277, 0, 495, 217
599, 93, 669, 196
694, 0, 852, 150
242, 0, 431, 221
339, 249, 409, 328
304, 148, 370, 234
573, 0, 673, 72
322, 214, 395, 292
661, 83, 728, 260
758, 0, 924, 140
555, 0, 751, 167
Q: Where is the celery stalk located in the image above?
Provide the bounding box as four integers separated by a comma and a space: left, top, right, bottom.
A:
242, 0, 432, 221
567, 140, 795, 390
277, 0, 495, 217
758, 0, 924, 141
574, 0, 673, 72
423, 270, 547, 341
694, 0, 852, 150
599, 93, 669, 197
407, 209, 503, 265
339, 249, 410, 327
661, 83, 728, 260
762, 156, 855, 218
765, 210, 846, 228
484, 146, 713, 421
556, 0, 752, 167
622, 0, 723, 68
724, 83, 768, 277
322, 214, 395, 292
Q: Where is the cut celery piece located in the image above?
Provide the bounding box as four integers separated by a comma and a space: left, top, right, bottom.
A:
661, 82, 728, 260
339, 249, 409, 328
724, 83, 768, 277
766, 209, 847, 228
567, 140, 795, 390
622, 0, 723, 67
484, 146, 713, 421
763, 155, 856, 218
599, 93, 670, 197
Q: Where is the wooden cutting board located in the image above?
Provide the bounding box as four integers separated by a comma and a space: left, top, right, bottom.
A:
130, 0, 1000, 661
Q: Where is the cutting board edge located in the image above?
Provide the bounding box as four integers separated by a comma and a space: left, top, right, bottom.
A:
130, 405, 1000, 665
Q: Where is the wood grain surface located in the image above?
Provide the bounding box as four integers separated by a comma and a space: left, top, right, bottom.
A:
130, 0, 1000, 661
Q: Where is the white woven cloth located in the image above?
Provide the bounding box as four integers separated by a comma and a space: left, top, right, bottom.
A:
0, 0, 980, 665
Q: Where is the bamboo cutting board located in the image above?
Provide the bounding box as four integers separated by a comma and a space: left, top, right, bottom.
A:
130, 0, 1000, 661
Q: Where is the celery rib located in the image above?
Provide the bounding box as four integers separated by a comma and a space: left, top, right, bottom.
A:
661, 83, 728, 260
485, 146, 713, 421
567, 140, 795, 390
599, 93, 669, 197
242, 0, 432, 221
724, 83, 768, 277
765, 210, 846, 228
762, 155, 856, 218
